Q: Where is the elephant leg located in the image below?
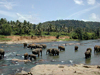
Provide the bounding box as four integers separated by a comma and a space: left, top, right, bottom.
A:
57, 52, 59, 55
0, 55, 2, 59
53, 53, 54, 56
24, 56, 27, 60
30, 57, 32, 61
41, 51, 42, 56
34, 57, 36, 60
46, 51, 48, 55
38, 52, 40, 57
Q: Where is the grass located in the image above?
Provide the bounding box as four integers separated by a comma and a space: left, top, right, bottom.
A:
0, 35, 11, 41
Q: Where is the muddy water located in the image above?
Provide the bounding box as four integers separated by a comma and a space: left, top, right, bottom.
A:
0, 40, 100, 75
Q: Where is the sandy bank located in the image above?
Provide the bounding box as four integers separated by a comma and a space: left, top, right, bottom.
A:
16, 64, 100, 75
0, 36, 70, 44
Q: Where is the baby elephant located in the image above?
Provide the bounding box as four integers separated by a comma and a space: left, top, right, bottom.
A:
29, 54, 36, 61
58, 46, 65, 51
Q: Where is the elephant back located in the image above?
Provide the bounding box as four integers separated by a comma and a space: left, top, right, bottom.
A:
24, 53, 28, 56
23, 43, 27, 46
94, 45, 100, 52
41, 44, 47, 49
32, 49, 40, 53
36, 44, 43, 48
0, 49, 5, 54
31, 44, 36, 48
94, 45, 98, 50
86, 48, 92, 52
29, 54, 36, 57
85, 50, 91, 54
58, 46, 65, 50
27, 44, 32, 48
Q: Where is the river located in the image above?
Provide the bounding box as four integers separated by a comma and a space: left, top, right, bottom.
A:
0, 39, 100, 75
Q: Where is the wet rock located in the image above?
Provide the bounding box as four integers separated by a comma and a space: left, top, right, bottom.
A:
15, 70, 28, 75
83, 65, 91, 68
97, 66, 100, 68
58, 65, 64, 68
12, 59, 31, 62
16, 54, 20, 56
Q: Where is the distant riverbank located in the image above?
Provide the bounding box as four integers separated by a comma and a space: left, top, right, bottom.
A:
0, 35, 72, 44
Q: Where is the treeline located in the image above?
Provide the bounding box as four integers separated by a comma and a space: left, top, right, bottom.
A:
0, 18, 100, 40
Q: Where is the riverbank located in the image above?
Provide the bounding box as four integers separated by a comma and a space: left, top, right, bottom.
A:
16, 64, 100, 75
0, 35, 70, 44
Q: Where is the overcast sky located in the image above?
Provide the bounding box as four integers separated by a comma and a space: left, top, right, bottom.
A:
0, 0, 100, 24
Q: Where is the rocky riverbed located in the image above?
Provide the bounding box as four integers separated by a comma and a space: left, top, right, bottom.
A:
16, 64, 100, 75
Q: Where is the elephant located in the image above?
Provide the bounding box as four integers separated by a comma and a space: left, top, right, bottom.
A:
23, 43, 27, 48
51, 48, 59, 56
85, 48, 92, 59
32, 48, 42, 57
75, 46, 78, 50
24, 53, 29, 60
58, 46, 65, 51
85, 50, 91, 59
29, 54, 36, 61
46, 48, 53, 55
36, 44, 43, 48
27, 44, 36, 49
41, 44, 47, 49
0, 48, 5, 58
94, 45, 100, 53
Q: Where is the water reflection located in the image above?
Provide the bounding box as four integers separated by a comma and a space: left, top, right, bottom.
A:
85, 58, 91, 64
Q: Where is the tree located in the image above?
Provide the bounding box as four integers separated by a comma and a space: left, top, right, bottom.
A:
0, 24, 12, 35
74, 27, 82, 40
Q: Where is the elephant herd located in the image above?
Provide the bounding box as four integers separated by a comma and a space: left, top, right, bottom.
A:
0, 43, 100, 61
23, 43, 66, 61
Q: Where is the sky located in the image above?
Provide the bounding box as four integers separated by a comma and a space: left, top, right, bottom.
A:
0, 0, 100, 24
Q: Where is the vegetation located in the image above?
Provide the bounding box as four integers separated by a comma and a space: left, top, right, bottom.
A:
0, 18, 100, 40
0, 35, 11, 41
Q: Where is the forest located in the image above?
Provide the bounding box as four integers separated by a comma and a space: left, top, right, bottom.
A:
0, 18, 100, 40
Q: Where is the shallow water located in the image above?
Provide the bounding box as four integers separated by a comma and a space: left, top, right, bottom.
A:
0, 40, 100, 75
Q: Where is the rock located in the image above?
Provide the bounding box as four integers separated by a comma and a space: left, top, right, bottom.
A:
58, 65, 64, 68
12, 59, 31, 62
15, 70, 28, 75
97, 66, 100, 68
83, 65, 91, 68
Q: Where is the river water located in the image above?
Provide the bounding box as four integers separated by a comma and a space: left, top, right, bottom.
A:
0, 40, 100, 75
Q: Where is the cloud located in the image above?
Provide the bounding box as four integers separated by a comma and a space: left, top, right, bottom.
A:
87, 0, 95, 5
0, 0, 16, 10
0, 10, 16, 18
89, 13, 100, 21
16, 13, 41, 24
32, 5, 34, 9
0, 10, 41, 24
68, 3, 100, 18
81, 19, 89, 22
74, 0, 84, 5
